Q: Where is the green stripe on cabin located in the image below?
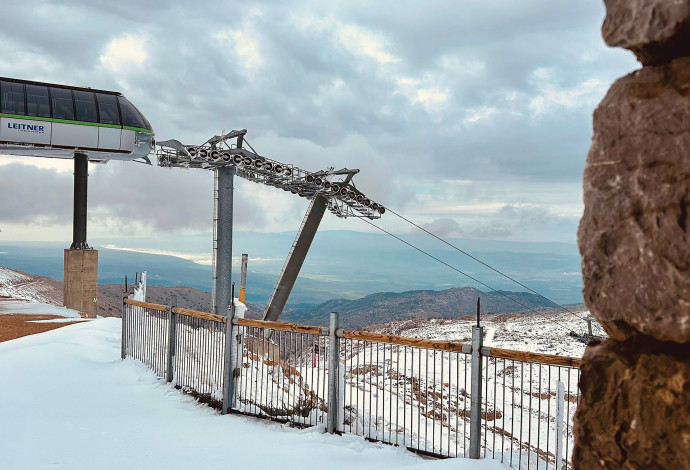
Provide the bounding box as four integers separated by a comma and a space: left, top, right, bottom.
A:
0, 113, 153, 134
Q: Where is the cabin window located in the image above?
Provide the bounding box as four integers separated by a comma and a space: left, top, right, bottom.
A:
1, 81, 25, 115
96, 93, 120, 125
74, 90, 98, 123
50, 87, 74, 120
118, 96, 151, 130
25, 85, 51, 118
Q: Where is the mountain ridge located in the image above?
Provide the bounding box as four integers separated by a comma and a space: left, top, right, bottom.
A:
1, 265, 582, 330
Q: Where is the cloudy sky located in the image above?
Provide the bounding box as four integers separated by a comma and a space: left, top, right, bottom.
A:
0, 0, 638, 246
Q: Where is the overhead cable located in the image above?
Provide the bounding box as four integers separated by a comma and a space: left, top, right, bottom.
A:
360, 218, 580, 336
385, 207, 589, 323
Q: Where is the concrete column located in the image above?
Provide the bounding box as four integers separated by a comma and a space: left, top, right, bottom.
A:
63, 249, 98, 318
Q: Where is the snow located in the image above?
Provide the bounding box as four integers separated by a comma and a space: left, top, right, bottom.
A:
373, 312, 605, 358
0, 319, 507, 470
0, 300, 81, 317
28, 317, 92, 323
0, 266, 30, 287
0, 266, 61, 304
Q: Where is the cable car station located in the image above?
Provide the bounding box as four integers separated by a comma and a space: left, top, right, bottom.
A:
0, 77, 154, 317
0, 76, 386, 320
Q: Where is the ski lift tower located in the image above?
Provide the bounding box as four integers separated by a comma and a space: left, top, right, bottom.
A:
157, 129, 384, 320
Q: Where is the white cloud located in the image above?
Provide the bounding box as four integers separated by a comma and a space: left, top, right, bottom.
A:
100, 34, 148, 71
395, 77, 449, 112
528, 68, 607, 116
0, 155, 73, 174
463, 106, 497, 124
214, 29, 264, 70
337, 24, 399, 64
413, 87, 449, 108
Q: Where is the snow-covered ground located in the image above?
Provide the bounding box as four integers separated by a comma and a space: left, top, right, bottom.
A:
0, 266, 61, 304
0, 318, 507, 470
122, 301, 582, 469
0, 299, 81, 317
370, 312, 605, 358
0, 266, 80, 318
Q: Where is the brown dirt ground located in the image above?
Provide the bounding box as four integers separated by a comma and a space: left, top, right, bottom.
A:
0, 314, 83, 343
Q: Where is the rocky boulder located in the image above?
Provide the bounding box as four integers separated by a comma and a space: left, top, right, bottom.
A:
602, 0, 690, 65
573, 339, 690, 469
578, 56, 690, 343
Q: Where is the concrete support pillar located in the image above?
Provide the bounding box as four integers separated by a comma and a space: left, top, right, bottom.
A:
63, 153, 97, 318
63, 249, 98, 318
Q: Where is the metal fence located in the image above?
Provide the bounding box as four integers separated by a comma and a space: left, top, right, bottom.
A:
229, 321, 329, 427
479, 352, 580, 469
171, 307, 226, 402
338, 334, 472, 458
122, 298, 581, 469
121, 300, 169, 378
122, 298, 227, 406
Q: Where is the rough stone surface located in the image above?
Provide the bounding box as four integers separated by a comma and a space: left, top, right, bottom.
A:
573, 339, 690, 470
603, 0, 690, 65
578, 56, 690, 343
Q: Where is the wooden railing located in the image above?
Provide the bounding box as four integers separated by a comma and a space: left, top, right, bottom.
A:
123, 297, 582, 368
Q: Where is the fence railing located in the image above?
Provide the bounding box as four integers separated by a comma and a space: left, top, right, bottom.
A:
122, 297, 581, 469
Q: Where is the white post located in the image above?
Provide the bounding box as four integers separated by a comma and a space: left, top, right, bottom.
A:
141, 271, 147, 301
556, 381, 565, 470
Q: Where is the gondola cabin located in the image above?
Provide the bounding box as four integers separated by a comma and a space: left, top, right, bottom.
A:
0, 77, 154, 162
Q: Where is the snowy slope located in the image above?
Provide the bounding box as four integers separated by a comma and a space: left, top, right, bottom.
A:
368, 311, 606, 358
0, 265, 62, 304
0, 319, 507, 470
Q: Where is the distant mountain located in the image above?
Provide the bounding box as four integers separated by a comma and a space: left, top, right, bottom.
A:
2, 264, 574, 329
281, 287, 564, 329
0, 231, 585, 306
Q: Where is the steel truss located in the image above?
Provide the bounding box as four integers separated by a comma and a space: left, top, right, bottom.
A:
157, 129, 384, 219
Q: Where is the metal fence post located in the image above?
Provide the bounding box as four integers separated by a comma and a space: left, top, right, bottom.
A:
120, 293, 127, 360
469, 324, 484, 459
327, 311, 339, 434
165, 295, 177, 383
556, 381, 565, 470
222, 284, 236, 415
228, 294, 237, 410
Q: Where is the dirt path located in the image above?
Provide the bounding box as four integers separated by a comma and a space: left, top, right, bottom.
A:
0, 315, 83, 343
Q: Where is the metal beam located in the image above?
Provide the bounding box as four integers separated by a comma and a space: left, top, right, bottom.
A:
71, 153, 89, 250
214, 166, 235, 316
263, 194, 327, 321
